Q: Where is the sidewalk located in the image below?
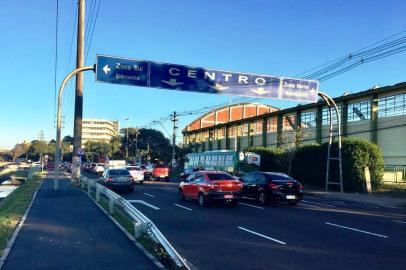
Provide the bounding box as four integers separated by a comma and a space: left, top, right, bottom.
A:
304, 186, 406, 208
1, 175, 157, 270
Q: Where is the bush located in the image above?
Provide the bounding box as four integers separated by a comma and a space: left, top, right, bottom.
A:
338, 137, 384, 191
246, 147, 288, 173
248, 137, 384, 193
291, 144, 324, 187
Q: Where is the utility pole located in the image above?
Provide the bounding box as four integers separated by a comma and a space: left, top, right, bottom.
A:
125, 118, 129, 161
135, 128, 139, 164
72, 0, 85, 159
171, 111, 178, 168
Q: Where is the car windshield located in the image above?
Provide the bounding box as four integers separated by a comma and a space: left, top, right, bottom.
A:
206, 173, 234, 180
109, 170, 130, 176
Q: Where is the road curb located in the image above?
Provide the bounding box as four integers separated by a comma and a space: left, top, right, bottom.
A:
79, 188, 165, 269
0, 177, 43, 270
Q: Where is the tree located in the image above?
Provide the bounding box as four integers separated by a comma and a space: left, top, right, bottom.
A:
110, 135, 122, 159
11, 142, 30, 161
84, 141, 111, 162
121, 128, 173, 164
27, 140, 47, 161
62, 135, 74, 144
278, 117, 309, 175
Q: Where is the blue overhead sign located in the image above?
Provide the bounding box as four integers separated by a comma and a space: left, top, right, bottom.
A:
96, 55, 319, 102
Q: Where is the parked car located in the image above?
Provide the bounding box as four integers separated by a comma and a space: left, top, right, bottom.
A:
126, 166, 144, 184
99, 169, 135, 192
152, 165, 170, 181
240, 172, 303, 206
178, 171, 242, 206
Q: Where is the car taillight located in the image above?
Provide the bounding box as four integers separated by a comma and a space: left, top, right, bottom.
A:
209, 183, 220, 189
299, 184, 304, 190
106, 177, 113, 182
268, 183, 280, 189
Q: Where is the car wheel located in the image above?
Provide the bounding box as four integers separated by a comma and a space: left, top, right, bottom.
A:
140, 181, 144, 184
288, 200, 298, 206
258, 191, 268, 205
179, 189, 185, 201
198, 193, 206, 207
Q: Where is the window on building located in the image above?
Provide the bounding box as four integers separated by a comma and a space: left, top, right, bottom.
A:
378, 93, 406, 118
229, 125, 237, 137
283, 115, 295, 131
202, 131, 209, 141
267, 117, 277, 133
217, 127, 225, 139
322, 106, 342, 125
196, 133, 202, 142
347, 101, 370, 122
239, 123, 249, 136
253, 120, 263, 135
301, 111, 316, 128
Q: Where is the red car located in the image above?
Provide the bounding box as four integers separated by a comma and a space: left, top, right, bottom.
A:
178, 171, 242, 206
151, 165, 170, 181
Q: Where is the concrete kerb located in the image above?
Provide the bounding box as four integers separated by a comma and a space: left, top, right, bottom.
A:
304, 189, 406, 208
75, 178, 165, 269
0, 168, 44, 270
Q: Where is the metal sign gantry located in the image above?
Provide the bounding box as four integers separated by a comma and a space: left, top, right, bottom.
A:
95, 55, 319, 102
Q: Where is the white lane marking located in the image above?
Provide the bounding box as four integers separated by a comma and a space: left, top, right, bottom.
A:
174, 204, 193, 211
240, 203, 264, 210
238, 226, 286, 245
325, 222, 388, 238
299, 202, 321, 208
127, 200, 160, 210
392, 220, 406, 224
143, 192, 155, 198
302, 200, 336, 208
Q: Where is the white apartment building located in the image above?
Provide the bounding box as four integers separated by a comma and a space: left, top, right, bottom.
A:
82, 118, 119, 147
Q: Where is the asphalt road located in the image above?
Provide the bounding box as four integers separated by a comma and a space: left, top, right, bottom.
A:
86, 173, 406, 270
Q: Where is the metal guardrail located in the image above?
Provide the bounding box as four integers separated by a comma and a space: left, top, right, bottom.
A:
383, 165, 406, 183
80, 176, 190, 269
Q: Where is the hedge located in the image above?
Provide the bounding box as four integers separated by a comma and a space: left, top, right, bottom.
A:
248, 137, 384, 192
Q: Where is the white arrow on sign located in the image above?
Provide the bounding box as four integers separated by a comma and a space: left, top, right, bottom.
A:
103, 64, 111, 75
161, 78, 184, 87
251, 87, 270, 95
209, 83, 229, 91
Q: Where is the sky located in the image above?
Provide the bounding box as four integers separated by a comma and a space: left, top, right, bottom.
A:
0, 0, 405, 149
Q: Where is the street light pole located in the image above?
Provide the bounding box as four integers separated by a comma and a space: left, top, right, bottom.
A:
55, 65, 95, 190
171, 112, 178, 168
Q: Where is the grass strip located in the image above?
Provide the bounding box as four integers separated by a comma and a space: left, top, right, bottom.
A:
0, 172, 43, 256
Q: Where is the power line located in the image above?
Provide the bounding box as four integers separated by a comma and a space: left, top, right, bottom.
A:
63, 2, 78, 136
85, 0, 102, 63
296, 28, 406, 78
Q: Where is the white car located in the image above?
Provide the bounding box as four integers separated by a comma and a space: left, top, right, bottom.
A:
126, 166, 144, 184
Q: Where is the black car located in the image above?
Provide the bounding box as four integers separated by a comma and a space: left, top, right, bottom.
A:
240, 171, 303, 205
99, 169, 135, 192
